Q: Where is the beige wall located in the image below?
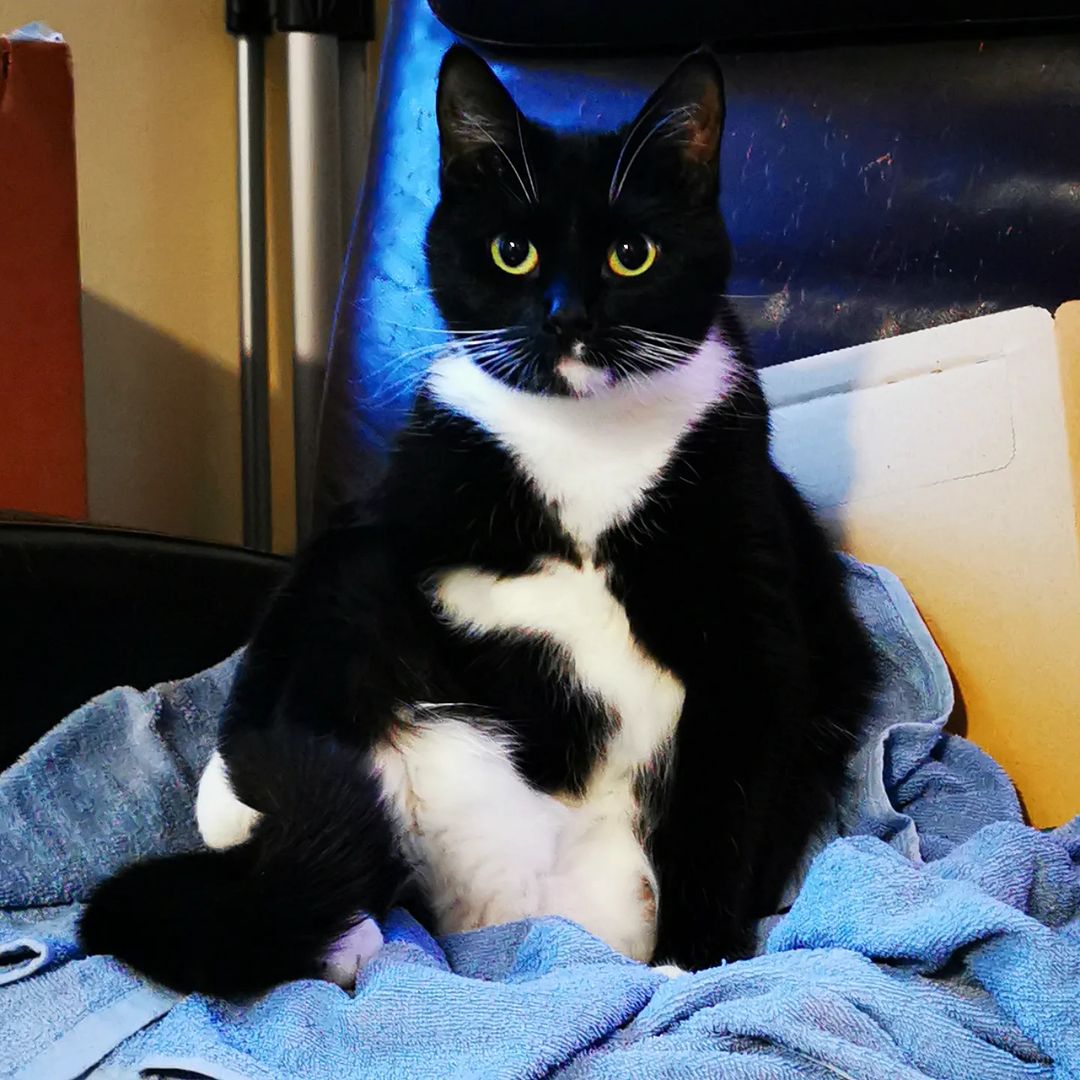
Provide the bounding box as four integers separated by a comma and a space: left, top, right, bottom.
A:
1, 0, 387, 551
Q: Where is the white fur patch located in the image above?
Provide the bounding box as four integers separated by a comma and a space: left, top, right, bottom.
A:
416, 558, 685, 962
195, 751, 262, 851
652, 963, 688, 979
374, 720, 566, 931
557, 357, 613, 397
427, 337, 733, 551
434, 559, 685, 775
373, 718, 659, 961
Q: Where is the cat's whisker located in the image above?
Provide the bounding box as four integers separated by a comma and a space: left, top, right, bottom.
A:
625, 342, 692, 362
456, 115, 536, 206
376, 342, 470, 369
611, 323, 691, 337
478, 349, 528, 380
516, 113, 539, 203
370, 322, 514, 337
363, 334, 532, 404
612, 343, 691, 375
459, 338, 534, 382
610, 348, 697, 370
610, 105, 698, 203
628, 338, 698, 355
392, 333, 529, 364
610, 325, 702, 349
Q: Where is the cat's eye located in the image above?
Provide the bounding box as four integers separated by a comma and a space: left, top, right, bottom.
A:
607, 235, 658, 278
490, 235, 539, 276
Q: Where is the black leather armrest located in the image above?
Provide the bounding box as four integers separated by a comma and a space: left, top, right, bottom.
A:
430, 0, 1080, 49
0, 523, 288, 768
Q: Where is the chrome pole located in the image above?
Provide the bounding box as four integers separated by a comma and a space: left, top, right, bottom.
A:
236, 32, 272, 550
286, 31, 342, 545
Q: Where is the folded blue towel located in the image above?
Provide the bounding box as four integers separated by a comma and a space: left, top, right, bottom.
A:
1, 561, 1077, 1079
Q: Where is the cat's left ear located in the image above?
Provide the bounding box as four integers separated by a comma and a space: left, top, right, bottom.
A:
610, 49, 725, 204
436, 45, 533, 196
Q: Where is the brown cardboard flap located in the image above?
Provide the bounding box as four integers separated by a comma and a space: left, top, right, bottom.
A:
765, 306, 1080, 828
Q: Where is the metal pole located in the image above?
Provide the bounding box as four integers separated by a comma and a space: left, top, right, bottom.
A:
227, 0, 273, 551
286, 32, 342, 545
278, 0, 374, 543
236, 34, 272, 550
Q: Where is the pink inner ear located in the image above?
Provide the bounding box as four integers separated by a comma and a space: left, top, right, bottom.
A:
684, 89, 722, 166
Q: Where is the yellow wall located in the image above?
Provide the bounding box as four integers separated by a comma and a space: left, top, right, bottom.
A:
1, 0, 387, 551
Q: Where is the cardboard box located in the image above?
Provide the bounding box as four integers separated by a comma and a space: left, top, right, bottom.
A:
764, 305, 1080, 828
0, 26, 87, 519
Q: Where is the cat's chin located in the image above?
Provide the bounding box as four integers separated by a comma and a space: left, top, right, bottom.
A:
556, 357, 616, 398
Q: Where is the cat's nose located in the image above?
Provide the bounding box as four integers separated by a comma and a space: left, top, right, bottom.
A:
544, 291, 589, 342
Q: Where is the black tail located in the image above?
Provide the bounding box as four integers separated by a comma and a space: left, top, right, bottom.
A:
78, 735, 409, 999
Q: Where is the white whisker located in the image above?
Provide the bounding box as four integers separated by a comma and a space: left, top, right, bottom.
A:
458, 115, 535, 205
610, 106, 696, 203
516, 113, 539, 202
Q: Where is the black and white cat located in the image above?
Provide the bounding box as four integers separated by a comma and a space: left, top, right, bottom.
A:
80, 46, 877, 998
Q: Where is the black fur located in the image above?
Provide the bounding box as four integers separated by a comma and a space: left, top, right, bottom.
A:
79, 47, 877, 997
79, 730, 409, 997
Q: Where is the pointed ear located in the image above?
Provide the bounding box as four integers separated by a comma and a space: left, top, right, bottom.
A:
610, 50, 725, 203
436, 45, 530, 191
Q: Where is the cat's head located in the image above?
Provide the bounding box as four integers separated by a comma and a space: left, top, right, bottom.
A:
426, 46, 732, 397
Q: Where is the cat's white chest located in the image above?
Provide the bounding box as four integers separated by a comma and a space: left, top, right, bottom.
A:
427, 338, 732, 550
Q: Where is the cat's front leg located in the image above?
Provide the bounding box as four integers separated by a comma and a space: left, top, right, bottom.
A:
650, 713, 845, 973
221, 519, 439, 755
646, 695, 804, 972
650, 863, 760, 972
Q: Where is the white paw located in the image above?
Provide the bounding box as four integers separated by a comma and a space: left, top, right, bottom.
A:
651, 963, 688, 979
323, 918, 384, 989
196, 752, 262, 850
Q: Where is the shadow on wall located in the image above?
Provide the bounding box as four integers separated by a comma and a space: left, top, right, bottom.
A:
81, 291, 242, 545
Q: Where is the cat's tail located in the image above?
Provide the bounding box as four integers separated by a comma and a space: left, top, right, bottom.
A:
78, 732, 409, 999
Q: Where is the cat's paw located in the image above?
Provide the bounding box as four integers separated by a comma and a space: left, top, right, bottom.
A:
322, 918, 384, 989
651, 963, 688, 979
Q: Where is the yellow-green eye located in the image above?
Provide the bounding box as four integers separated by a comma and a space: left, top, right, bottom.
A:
490, 235, 539, 276
607, 235, 658, 277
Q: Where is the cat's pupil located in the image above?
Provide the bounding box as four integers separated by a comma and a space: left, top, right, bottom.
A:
497, 236, 530, 268
615, 236, 648, 270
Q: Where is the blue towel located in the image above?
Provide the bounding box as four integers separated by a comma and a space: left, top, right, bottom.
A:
1, 560, 1077, 1079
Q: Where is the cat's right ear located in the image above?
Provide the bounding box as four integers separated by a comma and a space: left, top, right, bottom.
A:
436, 46, 533, 196
610, 50, 725, 205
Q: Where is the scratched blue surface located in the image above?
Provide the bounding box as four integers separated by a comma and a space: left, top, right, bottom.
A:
316, 0, 1080, 515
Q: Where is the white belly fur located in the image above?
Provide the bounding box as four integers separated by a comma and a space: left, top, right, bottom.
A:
372, 718, 663, 961
370, 558, 685, 961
